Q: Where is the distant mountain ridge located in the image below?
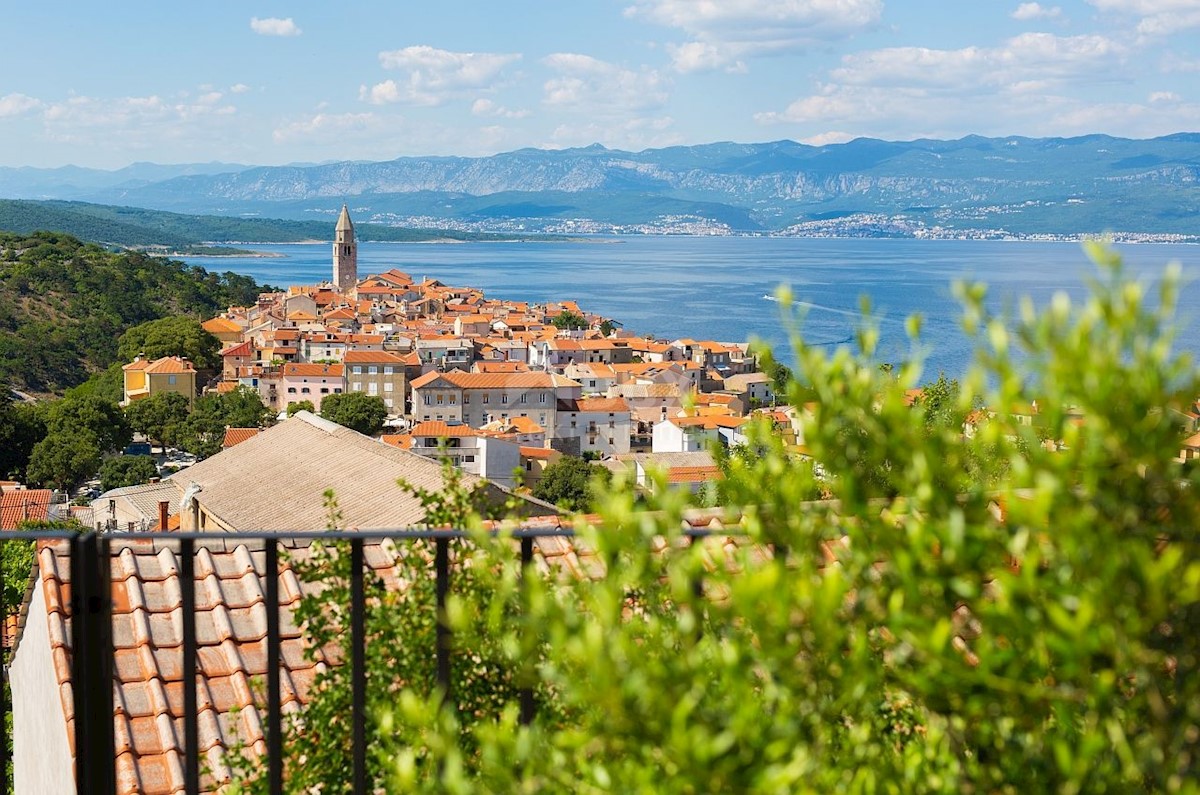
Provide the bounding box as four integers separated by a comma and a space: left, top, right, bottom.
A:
3, 134, 1199, 235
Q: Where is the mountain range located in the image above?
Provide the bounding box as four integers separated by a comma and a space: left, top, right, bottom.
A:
3, 134, 1199, 237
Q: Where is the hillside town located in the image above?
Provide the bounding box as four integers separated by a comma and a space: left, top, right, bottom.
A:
129, 205, 787, 496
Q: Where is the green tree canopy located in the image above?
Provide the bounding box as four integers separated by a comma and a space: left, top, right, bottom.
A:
41, 393, 131, 453
26, 430, 102, 491
531, 455, 611, 511
98, 455, 159, 493
286, 399, 315, 417
117, 316, 220, 370
319, 392, 388, 436
0, 390, 45, 480
174, 386, 273, 460
124, 391, 190, 450
551, 310, 588, 331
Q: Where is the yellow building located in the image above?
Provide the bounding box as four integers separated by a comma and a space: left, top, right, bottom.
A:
122, 355, 198, 407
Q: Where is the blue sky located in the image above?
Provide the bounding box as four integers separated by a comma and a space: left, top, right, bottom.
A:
2, 1, 1198, 168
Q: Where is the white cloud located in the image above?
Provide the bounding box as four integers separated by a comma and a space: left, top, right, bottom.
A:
273, 112, 383, 143
627, 0, 882, 72
249, 17, 302, 37
229, 83, 252, 94
1087, 0, 1200, 35
367, 46, 521, 105
755, 32, 1154, 139
0, 93, 41, 118
799, 130, 856, 146
1148, 90, 1181, 102
470, 99, 530, 119
1012, 2, 1063, 19
542, 53, 669, 112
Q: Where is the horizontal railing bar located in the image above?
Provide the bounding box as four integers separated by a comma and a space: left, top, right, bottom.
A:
85, 528, 728, 541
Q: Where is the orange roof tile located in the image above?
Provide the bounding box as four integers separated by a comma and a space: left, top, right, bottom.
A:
282, 364, 344, 378
144, 356, 196, 375
408, 422, 481, 438
1, 489, 53, 530
222, 428, 261, 449
202, 317, 242, 334
520, 446, 556, 460
221, 341, 253, 358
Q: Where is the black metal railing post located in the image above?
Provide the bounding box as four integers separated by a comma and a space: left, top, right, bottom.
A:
71, 532, 115, 795
349, 538, 366, 795
518, 536, 536, 725
179, 538, 199, 795
264, 540, 283, 795
434, 536, 451, 695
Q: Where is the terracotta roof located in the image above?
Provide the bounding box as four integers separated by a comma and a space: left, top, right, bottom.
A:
669, 415, 748, 430
221, 428, 261, 449
666, 465, 722, 484
472, 362, 531, 374
220, 341, 253, 358
408, 422, 482, 439
1, 489, 53, 530
412, 371, 559, 390
202, 317, 242, 334
557, 397, 630, 414
122, 359, 150, 372
341, 350, 409, 364
214, 381, 239, 394
144, 357, 197, 375
281, 364, 344, 378
519, 446, 556, 460
379, 434, 414, 449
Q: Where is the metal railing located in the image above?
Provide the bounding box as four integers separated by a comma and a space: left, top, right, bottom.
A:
1, 526, 725, 795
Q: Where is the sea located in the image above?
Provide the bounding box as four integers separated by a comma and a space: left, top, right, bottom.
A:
181, 236, 1200, 377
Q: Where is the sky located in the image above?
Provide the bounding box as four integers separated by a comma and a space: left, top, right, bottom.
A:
2, 1, 1199, 169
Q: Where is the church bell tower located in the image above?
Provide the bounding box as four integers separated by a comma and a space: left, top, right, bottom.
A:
333, 203, 357, 291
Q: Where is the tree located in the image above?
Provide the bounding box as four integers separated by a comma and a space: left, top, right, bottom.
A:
320, 392, 388, 436
0, 390, 45, 480
26, 431, 102, 491
287, 399, 315, 417
598, 319, 616, 336
174, 387, 273, 460
98, 455, 159, 492
532, 455, 610, 511
124, 392, 190, 451
551, 310, 588, 331
117, 316, 220, 370
41, 394, 131, 453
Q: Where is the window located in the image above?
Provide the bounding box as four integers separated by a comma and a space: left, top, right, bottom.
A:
352, 382, 363, 391
320, 388, 329, 394
301, 387, 311, 394
353, 366, 363, 374
168, 375, 177, 385
334, 388, 342, 394
464, 394, 470, 404
368, 383, 378, 395
368, 366, 379, 375
520, 393, 527, 404
539, 393, 547, 404
483, 394, 489, 404
384, 382, 394, 392
449, 394, 457, 405
423, 394, 431, 406
383, 366, 394, 374
502, 394, 509, 404
287, 387, 297, 394
609, 437, 615, 446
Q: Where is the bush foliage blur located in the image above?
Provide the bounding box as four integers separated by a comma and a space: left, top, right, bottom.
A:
234, 246, 1199, 793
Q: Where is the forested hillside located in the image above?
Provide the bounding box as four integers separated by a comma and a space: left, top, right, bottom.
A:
0, 200, 559, 249
0, 231, 266, 394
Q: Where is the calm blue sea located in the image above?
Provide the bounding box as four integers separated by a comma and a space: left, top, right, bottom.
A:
182, 237, 1200, 377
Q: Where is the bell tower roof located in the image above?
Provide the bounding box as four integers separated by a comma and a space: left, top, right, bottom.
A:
336, 203, 354, 233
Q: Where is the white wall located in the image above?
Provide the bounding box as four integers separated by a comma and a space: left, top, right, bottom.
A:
11, 580, 76, 795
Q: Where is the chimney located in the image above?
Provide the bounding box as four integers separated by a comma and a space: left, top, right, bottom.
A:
158, 501, 169, 532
